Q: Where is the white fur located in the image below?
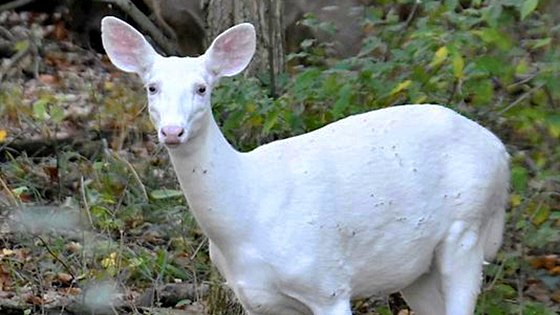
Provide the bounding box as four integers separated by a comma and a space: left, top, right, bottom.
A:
101, 17, 509, 315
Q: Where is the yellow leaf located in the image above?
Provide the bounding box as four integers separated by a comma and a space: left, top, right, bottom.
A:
101, 252, 117, 268
390, 80, 412, 96
104, 81, 114, 91
0, 129, 7, 142
532, 204, 550, 226
430, 46, 449, 68
414, 95, 428, 104
515, 60, 529, 75
510, 194, 522, 207
453, 52, 464, 79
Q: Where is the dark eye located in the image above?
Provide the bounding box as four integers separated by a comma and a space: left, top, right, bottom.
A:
147, 84, 158, 95
197, 85, 207, 95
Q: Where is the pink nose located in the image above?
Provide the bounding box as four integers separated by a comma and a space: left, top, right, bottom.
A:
160, 126, 185, 145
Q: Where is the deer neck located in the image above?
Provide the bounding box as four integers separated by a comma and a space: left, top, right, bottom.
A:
166, 112, 252, 246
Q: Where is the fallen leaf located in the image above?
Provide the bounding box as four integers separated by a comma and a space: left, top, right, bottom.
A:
0, 129, 7, 142
66, 241, 82, 253
43, 166, 58, 181
524, 282, 551, 303
38, 74, 59, 85
62, 287, 82, 296
56, 272, 73, 284
553, 290, 560, 303
0, 263, 11, 290
27, 295, 43, 305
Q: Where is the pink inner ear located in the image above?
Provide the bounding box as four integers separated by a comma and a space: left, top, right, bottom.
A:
217, 34, 237, 53
114, 26, 142, 49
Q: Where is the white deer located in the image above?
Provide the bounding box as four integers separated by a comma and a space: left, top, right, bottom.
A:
101, 16, 509, 315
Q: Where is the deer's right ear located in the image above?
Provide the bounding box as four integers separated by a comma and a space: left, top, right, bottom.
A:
101, 16, 157, 75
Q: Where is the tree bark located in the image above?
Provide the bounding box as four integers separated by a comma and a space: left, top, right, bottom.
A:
202, 0, 284, 95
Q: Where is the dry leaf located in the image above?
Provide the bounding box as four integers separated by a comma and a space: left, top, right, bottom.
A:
65, 241, 82, 253
27, 295, 43, 305
0, 263, 11, 290
525, 283, 551, 303
38, 74, 60, 85
56, 272, 73, 284
63, 287, 82, 296
552, 290, 560, 303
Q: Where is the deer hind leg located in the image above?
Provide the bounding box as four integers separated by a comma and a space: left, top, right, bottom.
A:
437, 220, 485, 315
401, 266, 445, 315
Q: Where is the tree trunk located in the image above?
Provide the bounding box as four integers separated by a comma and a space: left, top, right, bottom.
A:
202, 0, 284, 95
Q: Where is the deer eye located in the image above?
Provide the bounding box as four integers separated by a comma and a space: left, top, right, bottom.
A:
196, 85, 207, 95
147, 84, 158, 95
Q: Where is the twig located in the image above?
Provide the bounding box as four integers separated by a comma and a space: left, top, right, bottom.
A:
0, 0, 34, 12
497, 83, 545, 116
93, 0, 180, 55
517, 241, 525, 315
404, 0, 421, 28
190, 237, 208, 260
80, 176, 94, 228
37, 235, 75, 279
0, 39, 30, 81
506, 74, 537, 91
0, 26, 15, 41
111, 152, 149, 201
0, 173, 19, 206
543, 85, 557, 109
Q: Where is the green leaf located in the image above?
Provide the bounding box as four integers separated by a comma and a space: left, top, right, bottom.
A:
545, 114, 560, 137
12, 186, 29, 196
150, 189, 184, 200
494, 283, 517, 299
474, 28, 511, 50
263, 110, 279, 135
375, 306, 392, 315
483, 2, 502, 28
300, 38, 315, 49
332, 84, 353, 119
531, 37, 551, 49
521, 0, 538, 20
515, 60, 529, 75
15, 40, 29, 51
33, 98, 49, 121
511, 165, 528, 192
445, 0, 459, 10
175, 299, 191, 307
50, 105, 64, 124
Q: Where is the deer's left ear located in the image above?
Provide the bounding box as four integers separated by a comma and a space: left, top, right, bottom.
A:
101, 16, 159, 75
203, 23, 256, 79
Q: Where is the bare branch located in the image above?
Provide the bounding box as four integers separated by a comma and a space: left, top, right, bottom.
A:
94, 0, 180, 56
0, 0, 35, 12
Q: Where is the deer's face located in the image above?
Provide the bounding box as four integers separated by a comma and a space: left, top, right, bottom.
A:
100, 17, 255, 146
142, 56, 213, 145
